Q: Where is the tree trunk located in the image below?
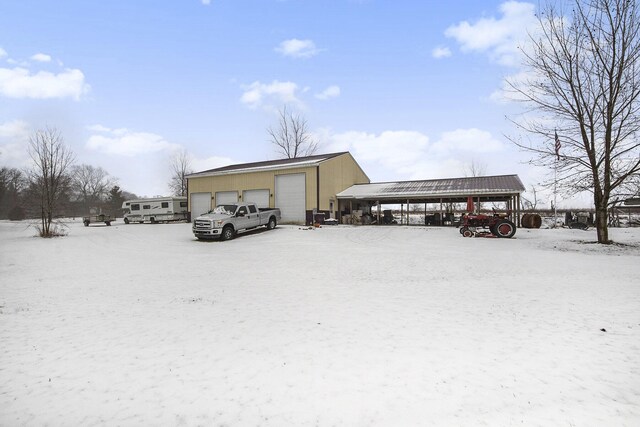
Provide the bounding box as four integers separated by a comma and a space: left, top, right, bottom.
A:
595, 204, 610, 244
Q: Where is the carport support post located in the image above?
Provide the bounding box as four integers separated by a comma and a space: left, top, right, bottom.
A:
407, 199, 410, 225
350, 200, 353, 223
440, 198, 443, 226
400, 203, 403, 225
377, 202, 381, 224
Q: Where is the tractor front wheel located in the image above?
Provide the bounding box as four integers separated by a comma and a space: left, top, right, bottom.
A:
493, 219, 516, 238
461, 227, 474, 237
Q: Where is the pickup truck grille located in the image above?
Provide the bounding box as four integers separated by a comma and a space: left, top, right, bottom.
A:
194, 219, 212, 229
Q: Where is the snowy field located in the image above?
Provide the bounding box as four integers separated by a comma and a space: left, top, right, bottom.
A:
1, 220, 639, 426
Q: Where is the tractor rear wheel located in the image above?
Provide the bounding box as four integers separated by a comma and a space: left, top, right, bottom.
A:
493, 219, 516, 238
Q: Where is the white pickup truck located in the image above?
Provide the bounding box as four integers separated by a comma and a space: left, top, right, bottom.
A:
192, 202, 281, 240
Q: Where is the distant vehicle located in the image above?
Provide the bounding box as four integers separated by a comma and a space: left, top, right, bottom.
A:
121, 197, 188, 224
83, 212, 115, 227
192, 202, 281, 240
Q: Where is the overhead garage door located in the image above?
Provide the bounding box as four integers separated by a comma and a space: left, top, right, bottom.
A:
190, 192, 211, 221
243, 189, 270, 208
275, 173, 306, 223
215, 191, 238, 206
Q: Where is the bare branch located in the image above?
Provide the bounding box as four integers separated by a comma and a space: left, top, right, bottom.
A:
507, 0, 640, 243
268, 105, 319, 158
27, 127, 75, 237
168, 149, 193, 197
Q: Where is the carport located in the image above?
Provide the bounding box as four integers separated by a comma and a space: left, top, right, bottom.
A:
336, 174, 526, 226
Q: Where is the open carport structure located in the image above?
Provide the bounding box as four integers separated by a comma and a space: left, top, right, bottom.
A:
336, 174, 526, 226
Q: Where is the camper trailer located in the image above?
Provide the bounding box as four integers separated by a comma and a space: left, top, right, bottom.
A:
122, 197, 188, 224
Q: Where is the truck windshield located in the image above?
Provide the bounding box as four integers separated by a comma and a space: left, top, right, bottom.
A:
212, 205, 237, 215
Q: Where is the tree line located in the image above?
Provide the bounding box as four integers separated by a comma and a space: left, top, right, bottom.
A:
0, 128, 137, 229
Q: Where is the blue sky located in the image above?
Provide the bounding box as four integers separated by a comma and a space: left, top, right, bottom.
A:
0, 0, 584, 207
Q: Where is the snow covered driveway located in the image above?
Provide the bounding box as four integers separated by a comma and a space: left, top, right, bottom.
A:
1, 220, 639, 426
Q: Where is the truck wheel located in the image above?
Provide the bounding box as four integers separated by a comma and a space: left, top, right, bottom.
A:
221, 226, 235, 241
124, 218, 129, 224
494, 219, 516, 238
267, 217, 277, 230
106, 222, 111, 226
83, 220, 89, 227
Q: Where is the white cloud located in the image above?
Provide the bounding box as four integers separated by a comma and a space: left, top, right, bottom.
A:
86, 124, 112, 133
201, 0, 211, 5
320, 129, 430, 173
432, 128, 504, 153
445, 1, 536, 66
31, 53, 52, 63
0, 47, 7, 59
432, 46, 452, 59
191, 155, 235, 173
0, 119, 31, 167
86, 125, 180, 157
275, 39, 320, 58
0, 119, 29, 139
489, 70, 537, 103
319, 127, 505, 180
315, 85, 340, 100
240, 80, 302, 109
0, 67, 89, 100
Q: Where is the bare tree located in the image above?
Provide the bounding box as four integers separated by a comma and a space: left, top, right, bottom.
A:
27, 128, 75, 237
410, 203, 423, 213
268, 105, 318, 158
168, 149, 193, 197
71, 164, 116, 211
521, 185, 540, 210
464, 159, 488, 177
508, 0, 640, 243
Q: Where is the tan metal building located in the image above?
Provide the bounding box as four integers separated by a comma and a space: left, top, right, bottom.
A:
186, 152, 369, 224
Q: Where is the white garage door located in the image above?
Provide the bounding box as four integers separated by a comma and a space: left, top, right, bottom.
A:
190, 192, 211, 221
215, 191, 238, 206
275, 173, 306, 223
243, 189, 270, 208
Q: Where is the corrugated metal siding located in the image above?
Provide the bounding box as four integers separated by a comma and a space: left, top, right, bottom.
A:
188, 166, 317, 211
318, 153, 370, 210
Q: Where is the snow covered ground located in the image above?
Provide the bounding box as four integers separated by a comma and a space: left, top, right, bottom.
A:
1, 220, 639, 426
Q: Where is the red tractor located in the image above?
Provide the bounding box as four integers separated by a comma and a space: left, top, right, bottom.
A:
459, 211, 517, 238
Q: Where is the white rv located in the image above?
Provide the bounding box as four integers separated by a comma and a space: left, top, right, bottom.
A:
121, 197, 188, 224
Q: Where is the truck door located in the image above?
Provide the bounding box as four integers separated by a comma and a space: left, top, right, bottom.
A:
235, 205, 254, 230
246, 204, 261, 228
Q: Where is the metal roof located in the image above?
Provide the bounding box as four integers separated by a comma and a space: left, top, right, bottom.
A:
187, 152, 350, 178
337, 175, 525, 201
